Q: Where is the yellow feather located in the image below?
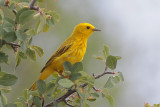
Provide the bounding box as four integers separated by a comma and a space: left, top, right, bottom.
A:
29, 23, 100, 90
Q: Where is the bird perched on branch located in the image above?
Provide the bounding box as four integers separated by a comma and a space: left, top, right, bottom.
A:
29, 23, 101, 90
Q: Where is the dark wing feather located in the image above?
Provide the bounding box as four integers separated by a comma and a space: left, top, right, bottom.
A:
40, 44, 72, 73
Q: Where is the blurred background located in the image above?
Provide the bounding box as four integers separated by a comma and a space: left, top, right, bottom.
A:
3, 0, 160, 107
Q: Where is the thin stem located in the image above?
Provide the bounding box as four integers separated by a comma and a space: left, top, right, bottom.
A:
1, 39, 20, 52
64, 100, 75, 107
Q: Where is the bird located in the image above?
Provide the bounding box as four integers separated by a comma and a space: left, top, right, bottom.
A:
29, 23, 101, 90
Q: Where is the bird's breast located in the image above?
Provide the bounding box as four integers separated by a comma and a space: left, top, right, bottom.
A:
68, 41, 87, 63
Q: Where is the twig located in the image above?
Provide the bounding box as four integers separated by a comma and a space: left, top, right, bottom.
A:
30, 102, 34, 107
12, 9, 17, 15
1, 39, 20, 52
29, 0, 37, 8
44, 66, 114, 107
4, 0, 9, 6
42, 96, 45, 107
1, 39, 20, 47
26, 101, 29, 107
93, 86, 102, 92
28, 0, 40, 11
28, 0, 45, 16
95, 71, 115, 79
64, 100, 75, 107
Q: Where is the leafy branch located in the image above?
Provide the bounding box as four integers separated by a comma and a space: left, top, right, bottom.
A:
44, 67, 115, 107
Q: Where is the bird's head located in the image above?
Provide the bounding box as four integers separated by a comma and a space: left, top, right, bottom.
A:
72, 23, 101, 38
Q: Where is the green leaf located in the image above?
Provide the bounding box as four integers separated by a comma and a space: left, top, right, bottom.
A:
69, 73, 81, 82
18, 52, 27, 59
104, 77, 114, 89
19, 10, 35, 24
104, 45, 110, 58
72, 62, 83, 72
95, 56, 104, 61
23, 89, 28, 100
20, 41, 27, 52
0, 87, 11, 93
84, 101, 90, 107
0, 92, 7, 107
0, 52, 8, 63
26, 48, 36, 61
35, 20, 40, 34
28, 91, 39, 97
52, 88, 62, 98
17, 96, 26, 103
79, 75, 95, 87
46, 82, 55, 92
105, 94, 114, 107
15, 102, 23, 107
43, 24, 50, 32
63, 61, 82, 81
4, 17, 15, 25
112, 76, 120, 84
87, 97, 96, 102
36, 79, 47, 94
28, 37, 33, 45
32, 46, 44, 57
117, 72, 124, 81
25, 29, 36, 37
16, 30, 27, 42
33, 13, 40, 20
63, 61, 72, 71
16, 54, 21, 67
35, 15, 46, 34
106, 55, 117, 70
16, 8, 30, 23
3, 31, 17, 42
5, 103, 17, 107
58, 78, 74, 88
9, 3, 15, 10
64, 71, 71, 76
115, 56, 122, 60
48, 11, 60, 24
33, 96, 41, 107
0, 72, 18, 86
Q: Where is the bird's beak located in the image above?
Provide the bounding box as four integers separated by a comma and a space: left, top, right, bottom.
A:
92, 28, 101, 31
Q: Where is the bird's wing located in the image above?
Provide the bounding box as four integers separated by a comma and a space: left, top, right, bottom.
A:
40, 43, 73, 73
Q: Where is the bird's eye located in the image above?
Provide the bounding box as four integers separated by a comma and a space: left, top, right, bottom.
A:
86, 26, 90, 29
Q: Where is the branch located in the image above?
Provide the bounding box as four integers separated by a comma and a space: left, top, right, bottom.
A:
1, 39, 20, 52
64, 100, 75, 107
44, 67, 115, 107
29, 0, 37, 8
28, 0, 40, 11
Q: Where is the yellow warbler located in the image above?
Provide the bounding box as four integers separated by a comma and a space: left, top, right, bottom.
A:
29, 23, 101, 90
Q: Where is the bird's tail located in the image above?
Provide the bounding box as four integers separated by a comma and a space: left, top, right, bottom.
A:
29, 68, 54, 90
